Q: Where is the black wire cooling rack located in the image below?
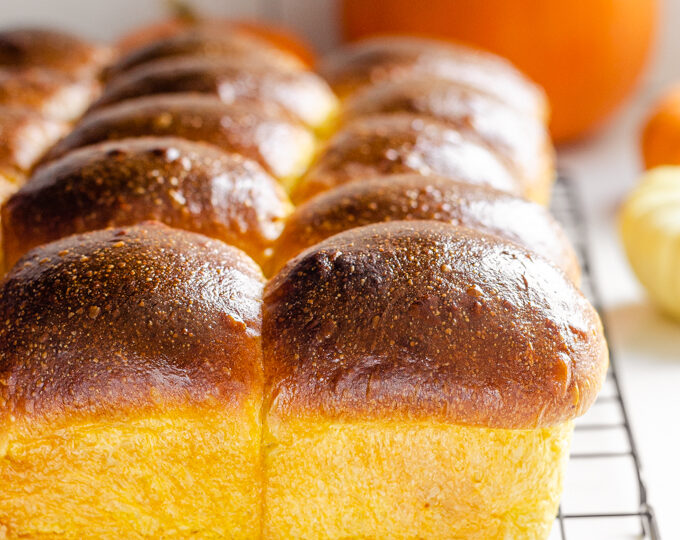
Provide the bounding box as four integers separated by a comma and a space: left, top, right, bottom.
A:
550, 176, 660, 540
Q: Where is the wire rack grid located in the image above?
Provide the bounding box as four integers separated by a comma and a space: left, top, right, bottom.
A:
550, 176, 660, 540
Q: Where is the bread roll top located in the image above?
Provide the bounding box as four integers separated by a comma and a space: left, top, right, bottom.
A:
105, 28, 305, 81
0, 67, 97, 121
0, 105, 66, 181
91, 57, 338, 128
318, 37, 546, 117
37, 94, 315, 181
3, 137, 292, 268
343, 77, 554, 191
0, 175, 18, 271
264, 221, 607, 429
271, 174, 579, 280
0, 27, 111, 78
0, 223, 264, 429
292, 113, 521, 203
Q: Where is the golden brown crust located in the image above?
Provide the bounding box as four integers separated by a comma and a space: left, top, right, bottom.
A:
37, 94, 315, 180
271, 174, 579, 280
342, 78, 554, 199
3, 137, 292, 269
0, 67, 98, 121
0, 106, 67, 180
0, 27, 111, 78
0, 175, 18, 272
104, 28, 304, 81
264, 221, 607, 429
0, 223, 264, 429
318, 37, 547, 117
90, 57, 338, 128
291, 114, 521, 204
0, 175, 17, 201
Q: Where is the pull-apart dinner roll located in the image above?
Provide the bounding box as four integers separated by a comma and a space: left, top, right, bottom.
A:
105, 28, 305, 81
0, 176, 18, 272
291, 113, 521, 204
0, 106, 66, 184
2, 137, 292, 269
0, 68, 98, 121
90, 57, 338, 131
0, 27, 111, 79
263, 221, 608, 539
38, 94, 315, 184
0, 223, 264, 538
0, 106, 65, 274
318, 36, 547, 118
343, 78, 555, 204
270, 174, 579, 280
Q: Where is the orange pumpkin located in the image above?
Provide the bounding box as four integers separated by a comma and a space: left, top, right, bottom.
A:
342, 0, 657, 143
642, 85, 680, 169
233, 20, 316, 67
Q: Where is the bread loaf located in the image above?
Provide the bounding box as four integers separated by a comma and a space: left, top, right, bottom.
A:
342, 77, 555, 204
91, 57, 338, 131
0, 21, 609, 540
292, 113, 522, 203
0, 223, 264, 538
0, 68, 98, 121
318, 36, 547, 118
3, 137, 292, 269
263, 221, 607, 538
271, 174, 579, 280
0, 27, 111, 79
38, 94, 316, 184
105, 27, 305, 81
0, 106, 66, 184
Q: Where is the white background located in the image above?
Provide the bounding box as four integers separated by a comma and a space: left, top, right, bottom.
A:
2, 1, 680, 538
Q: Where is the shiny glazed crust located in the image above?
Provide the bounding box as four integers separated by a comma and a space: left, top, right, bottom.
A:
0, 27, 111, 78
37, 94, 316, 181
0, 68, 98, 121
264, 221, 608, 429
343, 77, 555, 203
0, 106, 66, 180
317, 36, 547, 117
104, 28, 305, 81
270, 174, 579, 280
291, 113, 521, 203
2, 137, 292, 269
0, 175, 18, 272
90, 56, 339, 129
0, 223, 265, 430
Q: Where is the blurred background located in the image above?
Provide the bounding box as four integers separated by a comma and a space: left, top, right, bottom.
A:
1, 0, 679, 142
2, 1, 679, 538
0, 0, 341, 52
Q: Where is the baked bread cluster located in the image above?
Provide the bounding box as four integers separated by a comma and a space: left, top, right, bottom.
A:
0, 22, 607, 539
0, 28, 111, 269
0, 29, 111, 182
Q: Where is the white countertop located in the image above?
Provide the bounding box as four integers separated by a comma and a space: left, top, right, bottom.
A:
559, 95, 680, 539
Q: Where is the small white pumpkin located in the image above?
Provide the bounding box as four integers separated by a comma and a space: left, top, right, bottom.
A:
620, 166, 680, 320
